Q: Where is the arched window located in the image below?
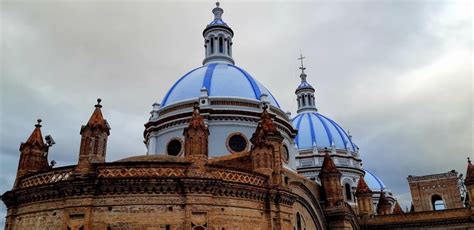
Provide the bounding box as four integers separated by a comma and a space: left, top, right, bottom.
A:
296, 212, 302, 230
227, 39, 230, 54
281, 144, 289, 163
432, 194, 445, 210
345, 183, 352, 201
210, 37, 215, 54
302, 95, 306, 106
219, 37, 223, 53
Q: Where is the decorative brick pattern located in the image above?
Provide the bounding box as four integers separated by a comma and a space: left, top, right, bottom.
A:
211, 168, 267, 187
18, 167, 74, 189
98, 167, 186, 178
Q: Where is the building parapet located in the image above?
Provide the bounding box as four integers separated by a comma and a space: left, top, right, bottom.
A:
407, 170, 458, 182
363, 207, 473, 229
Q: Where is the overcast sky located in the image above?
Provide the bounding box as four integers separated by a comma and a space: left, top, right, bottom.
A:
0, 0, 472, 225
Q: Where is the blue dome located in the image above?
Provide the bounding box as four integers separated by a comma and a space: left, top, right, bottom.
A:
296, 81, 314, 91
161, 63, 281, 108
364, 169, 387, 191
292, 112, 355, 151
208, 18, 228, 26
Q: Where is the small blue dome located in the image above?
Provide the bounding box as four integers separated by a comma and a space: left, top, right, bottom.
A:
208, 18, 228, 26
161, 63, 280, 108
364, 169, 387, 191
292, 112, 355, 151
296, 81, 314, 91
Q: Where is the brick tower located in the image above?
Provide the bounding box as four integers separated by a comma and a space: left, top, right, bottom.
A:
183, 104, 209, 160
319, 153, 344, 207
14, 119, 50, 187
407, 170, 463, 211
376, 190, 392, 215
76, 99, 110, 175
355, 175, 374, 218
392, 201, 404, 215
249, 105, 284, 186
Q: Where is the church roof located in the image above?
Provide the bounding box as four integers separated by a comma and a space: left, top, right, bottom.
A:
292, 112, 356, 152
392, 201, 404, 215
25, 119, 45, 148
160, 63, 280, 108
208, 18, 228, 27
84, 99, 110, 134
355, 175, 372, 195
377, 190, 391, 208
296, 80, 315, 91
320, 153, 340, 174
186, 105, 207, 131
364, 169, 387, 191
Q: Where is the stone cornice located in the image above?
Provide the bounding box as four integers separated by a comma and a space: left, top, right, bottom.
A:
407, 170, 458, 182
363, 207, 473, 229
2, 160, 301, 208
144, 99, 296, 142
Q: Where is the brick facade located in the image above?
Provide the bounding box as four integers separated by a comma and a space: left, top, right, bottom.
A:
408, 171, 463, 212
2, 103, 473, 229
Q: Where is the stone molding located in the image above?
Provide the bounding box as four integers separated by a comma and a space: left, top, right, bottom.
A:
5, 161, 301, 208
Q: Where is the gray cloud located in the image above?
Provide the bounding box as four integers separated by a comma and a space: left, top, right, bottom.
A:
1, 1, 471, 222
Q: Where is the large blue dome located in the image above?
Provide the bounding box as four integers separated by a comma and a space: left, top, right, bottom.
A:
364, 169, 387, 191
292, 112, 356, 151
161, 63, 281, 108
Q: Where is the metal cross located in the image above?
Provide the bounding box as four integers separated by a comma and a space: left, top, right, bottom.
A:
298, 53, 306, 73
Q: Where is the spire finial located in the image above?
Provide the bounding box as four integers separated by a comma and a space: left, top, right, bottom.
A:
298, 52, 306, 75
36, 119, 42, 128
95, 98, 102, 108
212, 1, 224, 19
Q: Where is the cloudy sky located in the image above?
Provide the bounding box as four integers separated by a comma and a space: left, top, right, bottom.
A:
0, 0, 472, 225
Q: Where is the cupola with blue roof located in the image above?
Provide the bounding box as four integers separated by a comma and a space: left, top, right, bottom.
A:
159, 2, 280, 108
203, 2, 234, 65
292, 54, 365, 204
144, 2, 297, 168
292, 54, 357, 153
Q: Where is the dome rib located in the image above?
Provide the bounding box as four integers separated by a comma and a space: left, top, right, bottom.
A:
294, 114, 305, 147
313, 113, 333, 146
364, 170, 387, 191
307, 113, 317, 147
293, 112, 356, 152
319, 114, 355, 152
320, 114, 348, 149
160, 64, 280, 108
266, 90, 281, 108
231, 64, 261, 99
161, 66, 202, 106
202, 63, 217, 93
330, 117, 356, 151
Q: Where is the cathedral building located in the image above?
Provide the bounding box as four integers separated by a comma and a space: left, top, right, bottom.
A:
2, 2, 473, 230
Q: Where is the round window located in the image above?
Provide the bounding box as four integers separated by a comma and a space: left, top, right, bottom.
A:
167, 139, 182, 156
228, 134, 247, 153
282, 145, 289, 163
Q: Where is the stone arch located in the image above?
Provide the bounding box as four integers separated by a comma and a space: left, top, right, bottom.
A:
289, 181, 326, 229
341, 177, 355, 202
431, 194, 445, 210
